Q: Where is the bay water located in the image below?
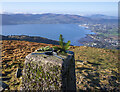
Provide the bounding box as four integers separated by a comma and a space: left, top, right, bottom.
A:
2, 24, 94, 46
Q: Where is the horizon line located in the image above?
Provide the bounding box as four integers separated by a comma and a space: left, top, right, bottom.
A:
1, 12, 118, 17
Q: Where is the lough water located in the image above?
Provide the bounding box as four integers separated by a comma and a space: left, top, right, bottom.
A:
2, 24, 94, 46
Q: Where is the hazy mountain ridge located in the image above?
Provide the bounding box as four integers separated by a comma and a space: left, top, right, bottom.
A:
86, 14, 118, 19
1, 13, 117, 25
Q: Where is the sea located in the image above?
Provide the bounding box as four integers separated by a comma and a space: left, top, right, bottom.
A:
2, 24, 94, 46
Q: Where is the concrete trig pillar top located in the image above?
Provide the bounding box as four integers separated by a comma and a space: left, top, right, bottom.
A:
21, 50, 76, 91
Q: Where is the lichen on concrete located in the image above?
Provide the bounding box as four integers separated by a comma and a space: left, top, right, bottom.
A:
21, 50, 76, 91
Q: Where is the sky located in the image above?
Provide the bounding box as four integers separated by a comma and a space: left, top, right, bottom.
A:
1, 2, 118, 16
1, 0, 119, 2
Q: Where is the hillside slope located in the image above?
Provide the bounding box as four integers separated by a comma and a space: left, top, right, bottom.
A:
1, 35, 59, 45
71, 46, 119, 91
1, 40, 120, 91
2, 13, 117, 25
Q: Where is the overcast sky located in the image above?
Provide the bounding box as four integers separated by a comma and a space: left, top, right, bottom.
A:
1, 1, 118, 16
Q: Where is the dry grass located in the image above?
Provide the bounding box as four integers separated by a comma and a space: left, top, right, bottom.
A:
1, 40, 120, 91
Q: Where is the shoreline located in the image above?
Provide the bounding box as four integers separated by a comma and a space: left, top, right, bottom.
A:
77, 24, 95, 46
1, 34, 91, 47
2, 24, 95, 46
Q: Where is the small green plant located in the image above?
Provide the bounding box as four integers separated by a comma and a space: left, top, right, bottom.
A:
37, 46, 52, 51
53, 34, 71, 54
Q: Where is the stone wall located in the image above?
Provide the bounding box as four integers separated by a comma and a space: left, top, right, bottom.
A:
21, 51, 76, 91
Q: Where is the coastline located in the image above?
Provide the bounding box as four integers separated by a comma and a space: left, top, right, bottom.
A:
78, 24, 89, 29
2, 24, 95, 46
77, 24, 95, 46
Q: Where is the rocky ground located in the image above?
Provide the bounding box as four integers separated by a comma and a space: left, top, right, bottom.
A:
1, 40, 120, 91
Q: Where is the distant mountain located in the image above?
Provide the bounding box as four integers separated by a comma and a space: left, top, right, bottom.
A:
1, 13, 117, 25
86, 14, 118, 19
1, 13, 91, 25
